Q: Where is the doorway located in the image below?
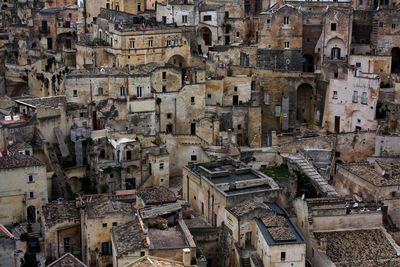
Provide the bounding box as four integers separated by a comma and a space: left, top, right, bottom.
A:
27, 206, 36, 222
334, 116, 340, 133
191, 123, 196, 135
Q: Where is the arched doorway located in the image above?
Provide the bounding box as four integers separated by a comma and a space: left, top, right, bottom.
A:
303, 54, 314, 72
168, 55, 187, 67
391, 47, 400, 73
200, 27, 212, 46
297, 83, 314, 124
27, 206, 36, 222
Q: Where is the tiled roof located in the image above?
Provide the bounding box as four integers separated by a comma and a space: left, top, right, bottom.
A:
42, 200, 80, 228
123, 256, 185, 267
314, 229, 399, 266
15, 96, 66, 108
85, 197, 133, 218
228, 199, 271, 217
112, 220, 148, 255
47, 253, 87, 267
0, 155, 44, 169
137, 186, 176, 205
340, 163, 400, 186
7, 142, 32, 155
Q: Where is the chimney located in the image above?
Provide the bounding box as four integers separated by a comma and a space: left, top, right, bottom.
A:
182, 248, 191, 266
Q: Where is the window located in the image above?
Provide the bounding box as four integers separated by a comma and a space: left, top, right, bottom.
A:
331, 23, 337, 31
136, 87, 142, 97
331, 47, 341, 59
333, 91, 338, 99
28, 175, 34, 183
191, 97, 195, 104
267, 19, 271, 24
29, 192, 34, 199
392, 23, 396, 29
162, 16, 167, 24
353, 91, 358, 103
101, 242, 111, 255
159, 163, 164, 170
201, 202, 204, 214
129, 39, 135, 49
207, 94, 212, 98
140, 251, 145, 256
356, 62, 361, 68
98, 87, 103, 96
334, 72, 339, 78
167, 113, 172, 119
182, 15, 188, 23
275, 105, 281, 117
203, 15, 212, 21
102, 223, 107, 228
281, 252, 286, 261
283, 16, 289, 25
191, 155, 197, 161
137, 3, 141, 11
120, 87, 126, 96
64, 238, 70, 252
73, 90, 78, 97
238, 124, 242, 130
284, 41, 290, 49
162, 85, 167, 92
361, 92, 367, 104
162, 71, 166, 80
379, 21, 384, 27
234, 86, 238, 92
112, 222, 118, 226
126, 150, 132, 160
25, 150, 30, 156
148, 39, 153, 47
251, 81, 256, 90
236, 32, 240, 37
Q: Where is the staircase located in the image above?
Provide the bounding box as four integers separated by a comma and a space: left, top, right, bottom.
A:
281, 153, 338, 197
54, 126, 70, 157
240, 257, 251, 267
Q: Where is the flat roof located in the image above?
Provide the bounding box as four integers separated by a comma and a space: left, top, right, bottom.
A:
186, 158, 279, 196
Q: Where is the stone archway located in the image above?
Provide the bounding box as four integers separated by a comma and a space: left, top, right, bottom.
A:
297, 83, 314, 124
391, 47, 400, 73
199, 27, 212, 46
27, 205, 36, 222
168, 54, 187, 67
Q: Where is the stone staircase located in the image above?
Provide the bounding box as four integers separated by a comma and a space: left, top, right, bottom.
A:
281, 153, 338, 197
240, 257, 251, 267
54, 126, 70, 158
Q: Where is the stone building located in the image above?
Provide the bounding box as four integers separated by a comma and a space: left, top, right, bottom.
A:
293, 197, 400, 267
182, 158, 281, 227
89, 8, 192, 67
79, 194, 134, 267
0, 155, 47, 224
322, 69, 380, 133
41, 200, 81, 259
257, 4, 303, 71
336, 159, 400, 226
225, 200, 306, 267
